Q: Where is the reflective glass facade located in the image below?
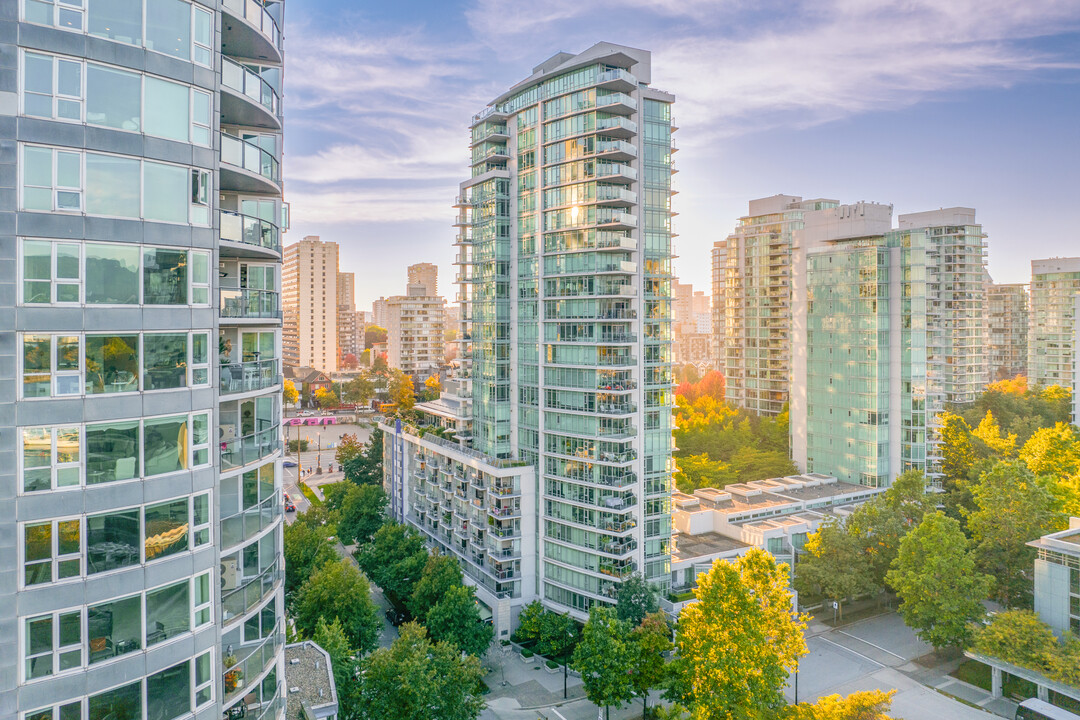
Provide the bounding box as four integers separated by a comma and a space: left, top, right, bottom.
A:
1029, 258, 1080, 388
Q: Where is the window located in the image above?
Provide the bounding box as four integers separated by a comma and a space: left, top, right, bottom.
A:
192, 6, 212, 66
86, 420, 140, 485
192, 413, 211, 466
191, 332, 210, 385
86, 510, 141, 574
21, 426, 80, 492
21, 239, 80, 303
192, 494, 211, 547
22, 334, 80, 397
85, 242, 140, 304
85, 153, 140, 217
143, 499, 188, 561
84, 334, 139, 394
143, 247, 187, 304
21, 145, 81, 212
23, 519, 80, 586
88, 594, 142, 663
143, 414, 187, 477
191, 89, 211, 144
88, 681, 141, 720
85, 63, 141, 130
143, 334, 188, 391
144, 161, 189, 223
88, 0, 142, 45
147, 659, 192, 720
22, 0, 84, 31
194, 650, 213, 706
25, 701, 81, 720
144, 76, 189, 141
191, 168, 211, 224
24, 611, 82, 680
145, 579, 189, 646
22, 52, 82, 120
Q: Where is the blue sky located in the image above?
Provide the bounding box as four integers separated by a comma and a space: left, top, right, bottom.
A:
282, 0, 1080, 310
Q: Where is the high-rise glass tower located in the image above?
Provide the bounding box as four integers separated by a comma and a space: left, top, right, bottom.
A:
986, 282, 1029, 381
1029, 257, 1080, 388
5, 1, 286, 718
385, 42, 675, 630
791, 206, 987, 487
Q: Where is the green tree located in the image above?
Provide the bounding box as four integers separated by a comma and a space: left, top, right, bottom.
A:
294, 558, 381, 654
283, 517, 337, 599
314, 385, 337, 407
572, 607, 636, 719
357, 622, 485, 720
886, 512, 992, 649
425, 585, 493, 657
356, 522, 428, 602
313, 617, 362, 720
972, 410, 1018, 458
408, 552, 464, 622
615, 572, 660, 626
335, 433, 366, 466
337, 483, 388, 547
343, 429, 384, 486
344, 373, 376, 406
364, 325, 387, 349
847, 470, 933, 589
964, 461, 1060, 608
939, 411, 975, 491
628, 611, 672, 716
971, 609, 1058, 673
512, 600, 546, 647
667, 549, 807, 719
793, 518, 877, 618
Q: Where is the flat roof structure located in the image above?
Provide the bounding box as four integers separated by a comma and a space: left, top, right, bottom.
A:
285, 642, 338, 720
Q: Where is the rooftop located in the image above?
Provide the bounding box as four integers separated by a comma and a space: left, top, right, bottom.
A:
672, 530, 751, 563
285, 642, 337, 720
1027, 518, 1080, 557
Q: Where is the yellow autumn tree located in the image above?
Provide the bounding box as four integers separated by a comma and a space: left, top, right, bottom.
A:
283, 379, 299, 405
1020, 422, 1080, 478
972, 410, 1017, 458
785, 690, 896, 719
986, 375, 1027, 395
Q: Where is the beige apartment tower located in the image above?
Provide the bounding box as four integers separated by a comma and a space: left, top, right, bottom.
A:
407, 262, 439, 296
386, 289, 446, 375
283, 236, 339, 373
337, 271, 361, 365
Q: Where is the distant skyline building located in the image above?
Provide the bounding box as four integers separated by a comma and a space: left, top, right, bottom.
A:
791, 205, 988, 487
337, 271, 361, 365
986, 282, 1029, 381
1029, 257, 1080, 388
382, 43, 676, 631
716, 195, 842, 416
372, 296, 390, 330
710, 240, 727, 374
385, 289, 446, 376
283, 235, 339, 373
407, 262, 439, 296
673, 281, 712, 369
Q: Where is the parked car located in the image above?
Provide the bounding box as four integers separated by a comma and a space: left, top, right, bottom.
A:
283, 460, 297, 468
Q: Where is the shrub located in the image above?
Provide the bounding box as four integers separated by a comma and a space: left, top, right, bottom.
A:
520, 648, 534, 658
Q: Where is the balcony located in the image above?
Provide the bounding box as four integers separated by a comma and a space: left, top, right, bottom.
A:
221, 0, 282, 64
594, 187, 637, 206
596, 117, 636, 138
222, 560, 281, 625
220, 358, 281, 396
220, 57, 280, 129
220, 288, 280, 320
220, 133, 281, 194
596, 92, 637, 114
594, 163, 637, 184
596, 68, 637, 93
222, 621, 283, 704
597, 210, 637, 230
220, 210, 281, 256
221, 425, 281, 471
596, 140, 637, 162
221, 495, 280, 551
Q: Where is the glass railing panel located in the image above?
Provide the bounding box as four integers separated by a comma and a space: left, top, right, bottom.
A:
221, 57, 279, 116
220, 288, 280, 318
220, 210, 280, 253
219, 358, 280, 394
220, 425, 281, 470
222, 620, 283, 703
222, 560, 281, 623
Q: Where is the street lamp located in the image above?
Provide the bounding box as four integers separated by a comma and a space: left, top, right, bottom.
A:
316, 431, 323, 474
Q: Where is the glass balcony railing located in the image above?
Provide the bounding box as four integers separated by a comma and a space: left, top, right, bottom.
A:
222, 621, 283, 703
220, 288, 280, 319
597, 92, 637, 111
220, 210, 281, 253
220, 425, 281, 470
222, 560, 282, 624
221, 495, 281, 551
220, 358, 280, 395
221, 133, 280, 184
221, 57, 279, 116
222, 0, 282, 51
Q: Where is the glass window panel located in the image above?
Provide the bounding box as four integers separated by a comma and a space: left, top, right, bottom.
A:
85, 153, 140, 218
23, 240, 51, 303
146, 0, 190, 60
86, 510, 140, 574
26, 709, 52, 720
56, 243, 79, 279
88, 680, 141, 720
55, 335, 79, 371
85, 243, 139, 304
192, 249, 209, 284
146, 581, 189, 646
84, 334, 138, 394
59, 703, 81, 720
192, 332, 208, 364
22, 428, 52, 492
86, 420, 139, 484
22, 335, 51, 398
57, 60, 81, 98
144, 499, 188, 562
88, 0, 142, 45
56, 152, 80, 188
143, 415, 187, 477
147, 660, 191, 720
87, 595, 141, 663
24, 53, 52, 94
194, 7, 211, 46
143, 333, 187, 390
144, 77, 189, 142
193, 494, 209, 526
85, 65, 140, 131
24, 146, 52, 187
193, 90, 210, 125
143, 247, 187, 304
143, 162, 188, 224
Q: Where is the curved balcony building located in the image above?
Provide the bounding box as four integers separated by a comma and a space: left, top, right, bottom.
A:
4, 1, 286, 718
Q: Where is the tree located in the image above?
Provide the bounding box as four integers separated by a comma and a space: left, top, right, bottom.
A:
335, 433, 365, 465
938, 411, 975, 491
615, 572, 660, 626
338, 484, 388, 547
628, 611, 672, 716
357, 622, 485, 720
314, 385, 337, 407
846, 470, 933, 589
572, 607, 637, 719
784, 690, 896, 719
886, 512, 992, 649
283, 517, 337, 599
344, 373, 375, 406
512, 601, 547, 647
1020, 422, 1080, 478
667, 549, 807, 719
388, 369, 415, 411
343, 428, 384, 486
313, 617, 362, 720
964, 461, 1060, 608
294, 558, 381, 654
794, 518, 877, 617
364, 325, 387, 349
424, 374, 442, 394
408, 552, 464, 622
971, 610, 1058, 673
356, 522, 428, 602
372, 354, 389, 375
283, 378, 299, 405
972, 410, 1018, 458
425, 585, 493, 657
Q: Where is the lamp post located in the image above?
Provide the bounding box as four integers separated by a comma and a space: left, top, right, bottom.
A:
316, 431, 323, 474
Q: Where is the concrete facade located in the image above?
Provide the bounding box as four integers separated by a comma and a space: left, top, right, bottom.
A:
283, 236, 338, 374
4, 2, 286, 719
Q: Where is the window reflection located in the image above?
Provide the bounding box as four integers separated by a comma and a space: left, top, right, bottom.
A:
86, 509, 140, 574
87, 594, 141, 663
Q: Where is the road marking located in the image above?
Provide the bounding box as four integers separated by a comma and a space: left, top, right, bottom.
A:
549, 709, 568, 720
835, 629, 907, 661
815, 636, 885, 668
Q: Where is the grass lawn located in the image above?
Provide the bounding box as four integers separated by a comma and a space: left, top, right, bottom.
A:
298, 481, 323, 506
